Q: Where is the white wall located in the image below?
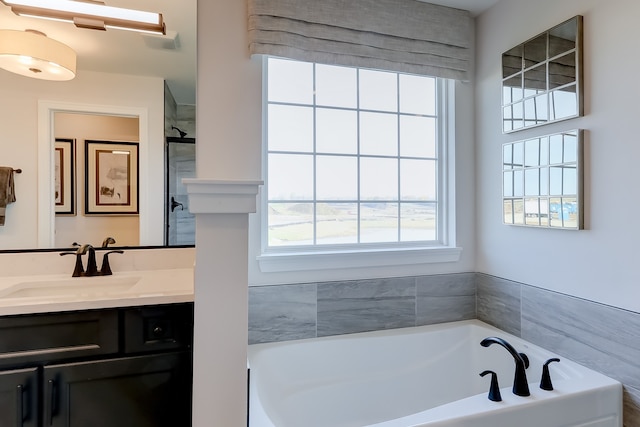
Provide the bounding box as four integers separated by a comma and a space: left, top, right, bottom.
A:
476, 0, 640, 312
0, 70, 165, 249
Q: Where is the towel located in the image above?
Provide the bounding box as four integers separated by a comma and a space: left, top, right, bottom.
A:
0, 167, 16, 226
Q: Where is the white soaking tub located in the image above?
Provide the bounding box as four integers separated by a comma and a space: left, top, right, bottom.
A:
248, 320, 622, 427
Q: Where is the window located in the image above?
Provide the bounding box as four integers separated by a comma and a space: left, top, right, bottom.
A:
258, 57, 459, 272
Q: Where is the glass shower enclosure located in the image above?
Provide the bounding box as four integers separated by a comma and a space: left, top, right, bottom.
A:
165, 136, 195, 246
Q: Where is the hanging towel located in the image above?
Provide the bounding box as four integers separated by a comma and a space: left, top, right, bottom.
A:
0, 167, 16, 226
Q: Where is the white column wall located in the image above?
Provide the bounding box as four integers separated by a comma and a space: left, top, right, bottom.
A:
192, 0, 262, 425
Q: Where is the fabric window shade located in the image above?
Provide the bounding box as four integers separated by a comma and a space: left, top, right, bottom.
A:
248, 0, 472, 81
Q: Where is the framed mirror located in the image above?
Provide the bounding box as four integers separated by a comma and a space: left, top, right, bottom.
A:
0, 0, 196, 251
502, 129, 583, 230
502, 16, 583, 133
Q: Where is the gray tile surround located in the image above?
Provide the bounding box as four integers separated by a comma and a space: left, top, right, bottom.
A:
248, 283, 316, 344
416, 274, 475, 325
248, 272, 476, 344
317, 277, 416, 336
248, 272, 640, 425
476, 274, 521, 336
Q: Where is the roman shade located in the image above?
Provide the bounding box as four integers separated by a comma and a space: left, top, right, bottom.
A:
248, 0, 472, 81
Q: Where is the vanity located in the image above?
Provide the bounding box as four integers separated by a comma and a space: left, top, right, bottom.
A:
0, 256, 195, 427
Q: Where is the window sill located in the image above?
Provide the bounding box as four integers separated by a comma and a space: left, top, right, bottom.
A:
256, 246, 462, 273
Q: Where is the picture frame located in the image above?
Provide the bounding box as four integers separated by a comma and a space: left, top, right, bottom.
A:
85, 140, 139, 215
54, 138, 76, 215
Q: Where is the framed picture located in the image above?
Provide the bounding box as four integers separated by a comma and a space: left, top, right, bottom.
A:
54, 138, 76, 215
85, 140, 139, 215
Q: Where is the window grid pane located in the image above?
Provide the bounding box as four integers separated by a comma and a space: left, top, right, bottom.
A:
266, 59, 440, 248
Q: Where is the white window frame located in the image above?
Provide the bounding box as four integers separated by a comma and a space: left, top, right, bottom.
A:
255, 57, 461, 274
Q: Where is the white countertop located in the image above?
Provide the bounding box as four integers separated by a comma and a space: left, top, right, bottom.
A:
0, 268, 194, 316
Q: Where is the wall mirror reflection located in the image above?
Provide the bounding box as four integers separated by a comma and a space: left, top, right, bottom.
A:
54, 113, 140, 247
0, 0, 196, 251
502, 129, 583, 230
502, 16, 583, 133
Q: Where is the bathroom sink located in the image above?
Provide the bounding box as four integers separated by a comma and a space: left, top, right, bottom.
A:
0, 276, 141, 300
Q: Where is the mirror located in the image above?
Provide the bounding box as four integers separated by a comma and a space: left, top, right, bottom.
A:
54, 113, 141, 247
0, 0, 196, 251
502, 16, 583, 133
502, 129, 583, 229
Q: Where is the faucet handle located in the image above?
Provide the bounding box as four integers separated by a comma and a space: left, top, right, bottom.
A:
100, 250, 124, 276
480, 370, 502, 402
60, 251, 85, 277
540, 358, 561, 390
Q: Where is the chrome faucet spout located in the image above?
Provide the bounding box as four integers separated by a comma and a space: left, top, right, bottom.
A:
481, 336, 530, 396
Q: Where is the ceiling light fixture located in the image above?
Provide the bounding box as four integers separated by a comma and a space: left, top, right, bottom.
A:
0, 0, 165, 35
0, 29, 76, 80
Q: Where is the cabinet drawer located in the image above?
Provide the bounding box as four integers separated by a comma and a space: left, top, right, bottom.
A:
0, 310, 118, 367
123, 303, 193, 354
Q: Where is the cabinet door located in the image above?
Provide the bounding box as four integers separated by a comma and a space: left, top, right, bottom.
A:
0, 367, 38, 427
43, 352, 191, 427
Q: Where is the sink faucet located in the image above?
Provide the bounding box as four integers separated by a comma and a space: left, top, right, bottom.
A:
480, 336, 530, 396
60, 244, 98, 277
61, 242, 124, 277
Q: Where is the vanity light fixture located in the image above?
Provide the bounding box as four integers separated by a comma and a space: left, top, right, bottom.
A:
0, 29, 76, 80
0, 0, 166, 35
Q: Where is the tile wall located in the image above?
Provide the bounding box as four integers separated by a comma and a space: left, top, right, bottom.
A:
248, 273, 476, 344
248, 272, 640, 425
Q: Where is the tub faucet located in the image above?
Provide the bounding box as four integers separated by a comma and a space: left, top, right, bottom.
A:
480, 336, 530, 397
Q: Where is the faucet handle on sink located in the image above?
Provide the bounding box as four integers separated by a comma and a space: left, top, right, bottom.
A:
100, 250, 124, 276
60, 251, 85, 277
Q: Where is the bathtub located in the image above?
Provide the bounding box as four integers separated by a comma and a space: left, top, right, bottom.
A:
248, 320, 622, 427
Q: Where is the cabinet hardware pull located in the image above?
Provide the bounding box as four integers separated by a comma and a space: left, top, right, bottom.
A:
47, 379, 57, 426
16, 384, 24, 426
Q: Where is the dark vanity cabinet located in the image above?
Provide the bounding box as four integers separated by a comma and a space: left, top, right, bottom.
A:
0, 303, 193, 427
